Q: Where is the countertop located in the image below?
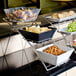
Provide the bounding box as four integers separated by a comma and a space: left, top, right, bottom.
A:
0, 51, 76, 76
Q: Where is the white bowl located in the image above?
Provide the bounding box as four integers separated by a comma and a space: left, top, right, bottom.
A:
37, 44, 74, 66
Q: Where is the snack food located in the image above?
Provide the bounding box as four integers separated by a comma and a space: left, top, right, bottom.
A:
51, 13, 58, 19
43, 45, 66, 55
4, 7, 40, 22
25, 26, 52, 33
51, 10, 75, 19
68, 10, 75, 16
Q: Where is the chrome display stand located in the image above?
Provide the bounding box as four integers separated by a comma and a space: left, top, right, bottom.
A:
2, 17, 74, 71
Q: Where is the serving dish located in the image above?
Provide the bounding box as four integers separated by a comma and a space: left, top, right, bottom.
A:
58, 21, 76, 34
45, 14, 76, 22
59, 27, 76, 35
4, 7, 40, 22
37, 44, 74, 66
19, 26, 56, 43
45, 10, 76, 22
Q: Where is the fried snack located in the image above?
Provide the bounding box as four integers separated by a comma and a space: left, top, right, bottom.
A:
43, 45, 66, 55
51, 13, 59, 19
68, 11, 75, 16
57, 13, 64, 19
25, 27, 29, 31
25, 26, 52, 33
61, 12, 69, 18
40, 27, 51, 32
23, 14, 28, 20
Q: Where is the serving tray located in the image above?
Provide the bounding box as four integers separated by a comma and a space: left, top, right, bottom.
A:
44, 8, 76, 22
45, 14, 76, 22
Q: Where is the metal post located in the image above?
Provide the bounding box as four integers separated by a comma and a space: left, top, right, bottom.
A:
3, 0, 8, 9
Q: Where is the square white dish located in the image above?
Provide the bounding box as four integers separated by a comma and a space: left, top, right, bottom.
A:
37, 44, 74, 66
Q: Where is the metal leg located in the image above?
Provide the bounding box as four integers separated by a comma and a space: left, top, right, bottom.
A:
3, 36, 11, 56
2, 18, 13, 56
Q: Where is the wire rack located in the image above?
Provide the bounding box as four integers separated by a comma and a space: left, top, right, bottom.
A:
2, 17, 75, 71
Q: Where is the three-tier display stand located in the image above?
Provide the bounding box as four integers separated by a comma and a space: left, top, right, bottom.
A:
2, 17, 74, 71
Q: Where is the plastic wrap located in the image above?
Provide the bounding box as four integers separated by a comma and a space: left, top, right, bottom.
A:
4, 7, 41, 22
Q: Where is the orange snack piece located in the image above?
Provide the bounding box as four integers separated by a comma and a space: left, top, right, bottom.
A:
43, 45, 66, 55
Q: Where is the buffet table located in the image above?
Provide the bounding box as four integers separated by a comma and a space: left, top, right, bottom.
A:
0, 8, 76, 75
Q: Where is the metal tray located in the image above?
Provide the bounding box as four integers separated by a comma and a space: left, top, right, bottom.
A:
44, 8, 76, 22
45, 14, 76, 22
